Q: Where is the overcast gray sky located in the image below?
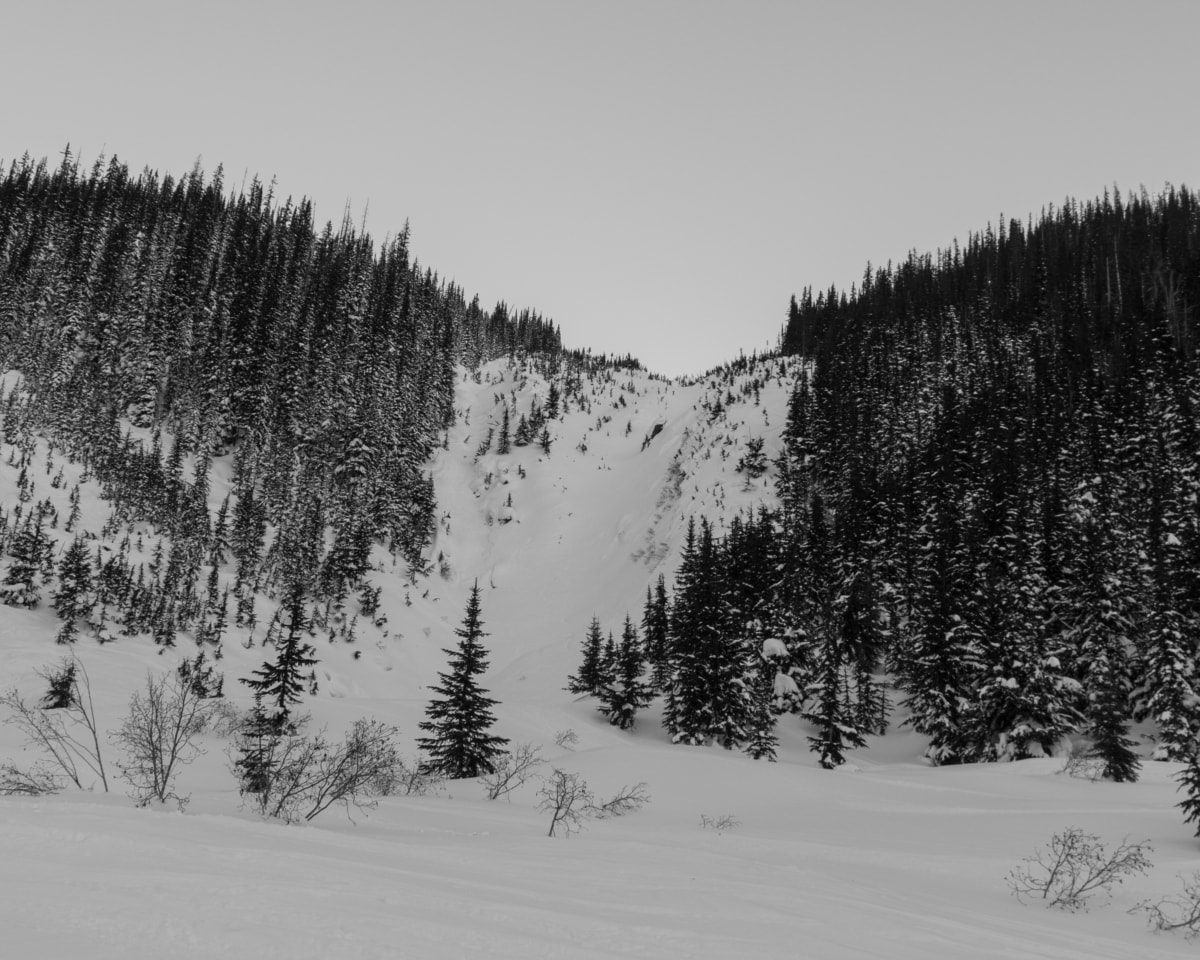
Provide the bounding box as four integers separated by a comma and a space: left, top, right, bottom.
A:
3, 0, 1198, 375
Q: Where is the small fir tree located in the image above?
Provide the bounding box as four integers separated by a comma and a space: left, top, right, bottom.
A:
241, 581, 317, 732
597, 615, 652, 730
497, 406, 511, 455
567, 616, 605, 695
642, 576, 672, 694
417, 583, 509, 778
53, 536, 94, 643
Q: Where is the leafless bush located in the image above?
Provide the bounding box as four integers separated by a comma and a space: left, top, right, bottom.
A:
1135, 873, 1200, 938
0, 760, 63, 795
0, 656, 108, 791
1058, 754, 1106, 782
206, 699, 248, 738
554, 729, 579, 750
366, 754, 445, 798
538, 768, 650, 836
235, 718, 404, 822
592, 781, 650, 818
540, 768, 594, 837
700, 813, 740, 833
1007, 828, 1152, 911
112, 671, 218, 807
483, 742, 543, 800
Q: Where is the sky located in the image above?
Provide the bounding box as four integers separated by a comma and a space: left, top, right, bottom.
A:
3, 0, 1198, 376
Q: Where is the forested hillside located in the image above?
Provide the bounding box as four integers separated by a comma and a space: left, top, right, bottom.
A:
751, 186, 1200, 771
0, 148, 562, 641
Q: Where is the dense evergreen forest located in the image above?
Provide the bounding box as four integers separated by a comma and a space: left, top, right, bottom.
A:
575, 186, 1200, 780
0, 148, 563, 645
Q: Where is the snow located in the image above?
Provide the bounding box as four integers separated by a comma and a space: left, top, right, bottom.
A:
762, 636, 790, 659
2, 357, 1199, 957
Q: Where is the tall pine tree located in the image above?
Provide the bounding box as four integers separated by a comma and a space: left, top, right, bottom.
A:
417, 583, 509, 778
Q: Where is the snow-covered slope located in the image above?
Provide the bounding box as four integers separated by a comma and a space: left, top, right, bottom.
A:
2, 356, 1198, 958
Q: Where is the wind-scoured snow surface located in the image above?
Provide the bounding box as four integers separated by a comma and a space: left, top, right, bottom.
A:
2, 358, 1197, 958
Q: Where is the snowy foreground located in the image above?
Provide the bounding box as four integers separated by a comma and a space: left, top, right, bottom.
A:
3, 358, 1199, 957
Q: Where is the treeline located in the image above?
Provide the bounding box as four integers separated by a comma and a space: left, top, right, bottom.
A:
0, 146, 571, 662
0, 147, 561, 592
575, 185, 1200, 778
781, 184, 1200, 774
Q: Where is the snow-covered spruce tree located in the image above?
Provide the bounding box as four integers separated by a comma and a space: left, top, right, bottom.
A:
52, 536, 94, 644
1, 507, 51, 608
641, 575, 672, 694
1063, 472, 1142, 781
1177, 750, 1200, 837
897, 398, 983, 765
737, 435, 768, 481
566, 615, 606, 696
513, 413, 531, 447
964, 511, 1081, 762
240, 581, 318, 733
831, 498, 891, 739
596, 630, 617, 685
497, 405, 511, 455
597, 615, 652, 730
798, 495, 868, 768
1135, 412, 1200, 761
744, 662, 780, 761
666, 517, 753, 747
417, 582, 509, 778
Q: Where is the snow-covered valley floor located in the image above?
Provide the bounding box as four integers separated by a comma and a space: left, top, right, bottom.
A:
2, 358, 1198, 958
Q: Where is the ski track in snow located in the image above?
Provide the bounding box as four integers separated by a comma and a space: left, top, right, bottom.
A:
1, 358, 1198, 958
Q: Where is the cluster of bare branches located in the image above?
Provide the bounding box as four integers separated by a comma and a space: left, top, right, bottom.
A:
482, 742, 544, 801
1135, 874, 1200, 939
234, 719, 405, 823
113, 672, 218, 807
699, 813, 740, 833
538, 768, 649, 837
1, 657, 108, 793
1007, 828, 1152, 911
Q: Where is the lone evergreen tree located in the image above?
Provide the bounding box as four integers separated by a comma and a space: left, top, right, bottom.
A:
241, 581, 317, 732
417, 582, 509, 778
566, 615, 605, 695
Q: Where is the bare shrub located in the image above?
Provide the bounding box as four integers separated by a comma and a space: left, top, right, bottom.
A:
554, 729, 579, 750
0, 656, 108, 791
483, 742, 543, 800
1135, 873, 1200, 938
539, 768, 594, 837
206, 699, 249, 738
538, 768, 650, 836
700, 813, 740, 833
234, 718, 403, 822
1058, 755, 1107, 782
1007, 828, 1152, 911
366, 754, 445, 798
112, 671, 218, 807
592, 781, 650, 818
0, 760, 63, 796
